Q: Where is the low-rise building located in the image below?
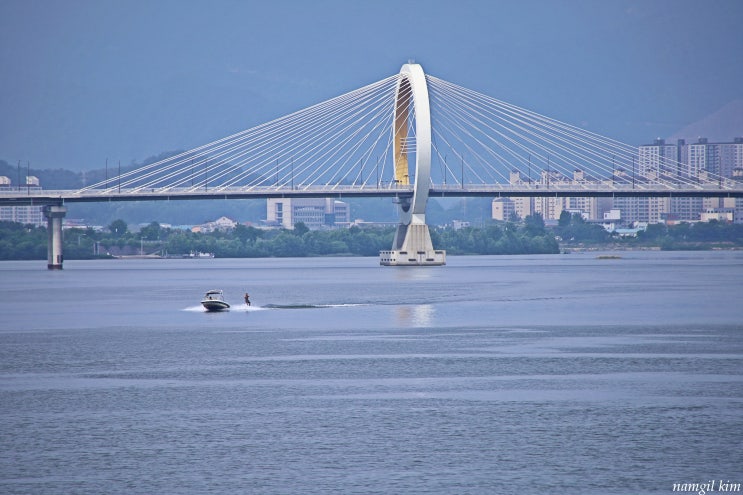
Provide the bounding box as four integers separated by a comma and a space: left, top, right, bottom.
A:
192, 216, 237, 233
700, 208, 734, 223
0, 176, 44, 226
266, 198, 350, 229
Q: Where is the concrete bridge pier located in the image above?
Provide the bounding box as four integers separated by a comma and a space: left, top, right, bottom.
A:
43, 205, 67, 270
380, 220, 446, 266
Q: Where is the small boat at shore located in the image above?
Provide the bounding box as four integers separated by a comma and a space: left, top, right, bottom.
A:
201, 290, 230, 312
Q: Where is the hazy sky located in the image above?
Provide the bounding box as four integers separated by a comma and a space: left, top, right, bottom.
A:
1, 0, 741, 170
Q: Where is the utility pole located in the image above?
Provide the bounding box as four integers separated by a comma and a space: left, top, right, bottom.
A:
443, 155, 447, 185
376, 156, 379, 188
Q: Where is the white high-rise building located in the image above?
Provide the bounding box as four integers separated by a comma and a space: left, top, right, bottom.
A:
639, 138, 682, 178
680, 137, 743, 178
687, 139, 712, 178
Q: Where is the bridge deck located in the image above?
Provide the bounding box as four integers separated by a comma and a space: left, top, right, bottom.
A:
2, 183, 743, 207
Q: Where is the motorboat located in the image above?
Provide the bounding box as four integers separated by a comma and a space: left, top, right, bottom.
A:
201, 289, 230, 312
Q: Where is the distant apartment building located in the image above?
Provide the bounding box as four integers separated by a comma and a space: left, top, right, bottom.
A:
511, 197, 534, 220
640, 137, 743, 180
505, 169, 569, 222
608, 195, 705, 224
0, 176, 44, 226
611, 196, 647, 224
635, 137, 743, 223
639, 138, 682, 178
494, 158, 732, 225
684, 137, 743, 178
499, 169, 611, 222
721, 140, 743, 178
266, 198, 350, 229
489, 138, 743, 225
567, 195, 613, 222
666, 197, 705, 223
491, 198, 515, 221
533, 195, 564, 221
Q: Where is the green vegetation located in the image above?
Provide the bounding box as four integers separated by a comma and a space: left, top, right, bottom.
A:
435, 215, 559, 255
556, 212, 743, 251
555, 212, 613, 245
2, 214, 741, 261
634, 221, 743, 250
0, 222, 48, 260
0, 220, 394, 260
0, 215, 559, 260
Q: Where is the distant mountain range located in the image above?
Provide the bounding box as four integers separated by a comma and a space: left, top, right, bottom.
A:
667, 99, 743, 143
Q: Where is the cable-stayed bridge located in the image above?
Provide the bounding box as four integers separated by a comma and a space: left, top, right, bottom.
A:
3, 63, 742, 268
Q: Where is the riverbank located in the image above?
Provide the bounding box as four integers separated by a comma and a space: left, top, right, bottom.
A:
560, 243, 742, 253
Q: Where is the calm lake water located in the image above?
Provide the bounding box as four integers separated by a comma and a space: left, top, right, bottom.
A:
1, 252, 742, 494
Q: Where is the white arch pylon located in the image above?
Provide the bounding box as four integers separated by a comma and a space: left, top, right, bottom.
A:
380, 63, 445, 266
393, 62, 432, 226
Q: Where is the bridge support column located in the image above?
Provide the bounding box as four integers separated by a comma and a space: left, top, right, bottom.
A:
380, 221, 446, 266
43, 205, 66, 270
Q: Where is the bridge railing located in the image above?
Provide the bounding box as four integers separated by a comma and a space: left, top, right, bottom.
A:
432, 180, 743, 193
2, 179, 742, 204
0, 183, 417, 201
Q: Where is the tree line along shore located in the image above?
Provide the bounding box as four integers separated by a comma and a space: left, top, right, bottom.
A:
1, 214, 742, 261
